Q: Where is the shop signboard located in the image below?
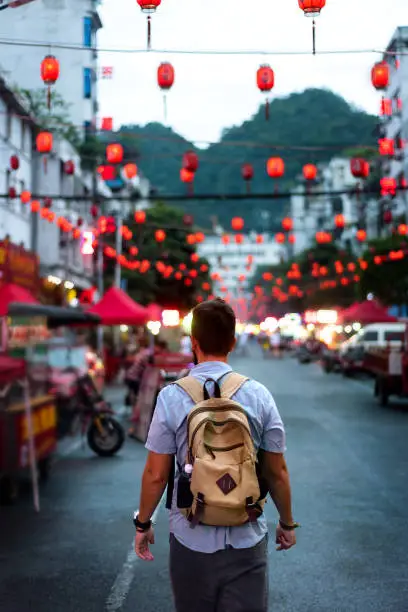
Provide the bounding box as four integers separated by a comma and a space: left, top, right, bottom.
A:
0, 241, 40, 293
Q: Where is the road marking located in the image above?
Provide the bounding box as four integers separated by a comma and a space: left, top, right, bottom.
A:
105, 498, 165, 611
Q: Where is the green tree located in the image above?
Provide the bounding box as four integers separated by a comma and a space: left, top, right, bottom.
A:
103, 202, 212, 311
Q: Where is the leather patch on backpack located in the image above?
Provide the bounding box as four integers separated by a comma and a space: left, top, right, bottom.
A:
216, 473, 237, 495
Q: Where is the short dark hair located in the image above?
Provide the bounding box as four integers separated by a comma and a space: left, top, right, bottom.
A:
191, 298, 236, 356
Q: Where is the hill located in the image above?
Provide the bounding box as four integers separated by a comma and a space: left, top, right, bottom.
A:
115, 89, 377, 231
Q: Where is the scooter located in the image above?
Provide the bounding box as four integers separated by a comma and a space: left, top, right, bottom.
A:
54, 372, 125, 457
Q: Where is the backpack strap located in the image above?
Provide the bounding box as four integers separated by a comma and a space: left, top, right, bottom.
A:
174, 376, 204, 404
221, 372, 249, 399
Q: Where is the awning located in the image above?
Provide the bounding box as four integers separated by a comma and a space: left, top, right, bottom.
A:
340, 300, 397, 324
89, 287, 148, 326
0, 283, 39, 316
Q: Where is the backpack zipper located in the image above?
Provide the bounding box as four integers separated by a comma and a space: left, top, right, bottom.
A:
204, 442, 245, 453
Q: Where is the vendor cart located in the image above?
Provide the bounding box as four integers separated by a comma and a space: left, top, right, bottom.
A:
365, 346, 407, 406
0, 301, 100, 508
130, 351, 192, 443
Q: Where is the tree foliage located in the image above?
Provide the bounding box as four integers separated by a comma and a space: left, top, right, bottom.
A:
103, 202, 212, 311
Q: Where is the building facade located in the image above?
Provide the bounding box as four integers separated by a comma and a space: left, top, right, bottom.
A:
198, 232, 282, 299
379, 26, 408, 223
0, 0, 102, 133
291, 157, 378, 254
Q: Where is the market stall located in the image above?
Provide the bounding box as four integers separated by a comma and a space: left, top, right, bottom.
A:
0, 300, 100, 508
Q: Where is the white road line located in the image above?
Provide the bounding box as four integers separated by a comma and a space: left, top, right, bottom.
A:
105, 498, 165, 612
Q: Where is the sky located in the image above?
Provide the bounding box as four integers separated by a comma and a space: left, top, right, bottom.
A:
98, 0, 408, 146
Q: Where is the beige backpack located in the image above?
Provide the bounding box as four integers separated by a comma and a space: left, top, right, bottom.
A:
174, 373, 266, 527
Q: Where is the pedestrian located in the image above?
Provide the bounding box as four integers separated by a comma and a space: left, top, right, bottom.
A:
134, 298, 297, 612
270, 329, 282, 358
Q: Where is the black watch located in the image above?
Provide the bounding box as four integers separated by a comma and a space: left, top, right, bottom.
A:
133, 512, 152, 532
279, 519, 299, 531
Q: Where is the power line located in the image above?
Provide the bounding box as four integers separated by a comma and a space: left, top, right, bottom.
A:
0, 37, 404, 57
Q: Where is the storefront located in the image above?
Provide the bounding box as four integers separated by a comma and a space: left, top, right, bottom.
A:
0, 240, 40, 296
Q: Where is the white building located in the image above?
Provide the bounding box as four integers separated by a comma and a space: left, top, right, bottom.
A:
0, 0, 102, 133
0, 74, 35, 248
291, 157, 378, 254
380, 26, 408, 221
198, 232, 282, 299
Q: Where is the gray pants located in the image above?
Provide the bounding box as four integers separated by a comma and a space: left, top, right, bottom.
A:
169, 534, 268, 612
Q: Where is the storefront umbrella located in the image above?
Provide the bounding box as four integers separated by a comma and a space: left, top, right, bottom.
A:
146, 303, 162, 322
89, 287, 148, 326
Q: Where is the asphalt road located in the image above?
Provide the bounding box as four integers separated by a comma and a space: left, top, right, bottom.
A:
1, 348, 408, 612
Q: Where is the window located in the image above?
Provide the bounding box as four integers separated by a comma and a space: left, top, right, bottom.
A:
384, 332, 404, 343
83, 16, 92, 48
363, 331, 378, 342
83, 68, 92, 99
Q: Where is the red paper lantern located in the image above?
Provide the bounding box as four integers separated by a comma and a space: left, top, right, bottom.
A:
157, 62, 175, 90
183, 214, 194, 226
36, 131, 53, 153
298, 0, 326, 17
288, 234, 296, 245
371, 61, 390, 91
134, 210, 146, 224
8, 186, 17, 199
350, 158, 370, 179
256, 65, 274, 120
191, 253, 199, 263
180, 168, 195, 186
221, 234, 230, 245
155, 229, 166, 243
186, 233, 196, 245
91, 204, 99, 219
200, 264, 208, 272
275, 233, 286, 244
124, 163, 138, 179
231, 217, 244, 231
256, 235, 264, 244
175, 271, 182, 280
106, 143, 123, 164
335, 214, 345, 229
31, 200, 40, 213
189, 269, 198, 278
235, 234, 244, 245
184, 278, 193, 287
183, 151, 199, 173
380, 177, 397, 197
298, 1, 326, 54
64, 160, 75, 175
398, 224, 407, 236
263, 272, 273, 282
20, 190, 31, 204
41, 54, 60, 109
241, 164, 254, 182
267, 157, 285, 179
10, 155, 19, 171
316, 231, 332, 244
202, 282, 211, 291
356, 229, 367, 242
195, 232, 205, 243
379, 138, 395, 156
282, 217, 293, 232
303, 164, 317, 181
383, 210, 393, 224
41, 55, 60, 85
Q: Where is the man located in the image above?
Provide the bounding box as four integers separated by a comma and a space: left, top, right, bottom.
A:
134, 298, 296, 612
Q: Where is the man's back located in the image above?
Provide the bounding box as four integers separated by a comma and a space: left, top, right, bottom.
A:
146, 360, 286, 553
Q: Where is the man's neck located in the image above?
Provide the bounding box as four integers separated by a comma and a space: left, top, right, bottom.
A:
197, 355, 229, 364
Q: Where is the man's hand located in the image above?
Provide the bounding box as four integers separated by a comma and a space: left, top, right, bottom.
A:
135, 527, 155, 561
275, 523, 297, 551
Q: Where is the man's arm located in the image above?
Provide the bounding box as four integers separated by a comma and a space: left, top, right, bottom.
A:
138, 451, 173, 523
259, 450, 293, 525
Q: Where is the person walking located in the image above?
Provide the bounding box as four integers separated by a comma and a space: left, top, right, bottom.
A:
134, 298, 297, 612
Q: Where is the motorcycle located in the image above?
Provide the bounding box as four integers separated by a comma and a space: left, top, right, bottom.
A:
54, 372, 125, 457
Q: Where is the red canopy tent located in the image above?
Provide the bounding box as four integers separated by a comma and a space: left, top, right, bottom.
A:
340, 300, 397, 324
89, 287, 148, 326
0, 283, 39, 316
146, 303, 162, 322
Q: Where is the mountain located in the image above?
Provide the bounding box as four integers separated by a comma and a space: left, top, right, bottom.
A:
116, 89, 377, 231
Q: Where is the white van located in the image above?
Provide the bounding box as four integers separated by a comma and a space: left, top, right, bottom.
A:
340, 323, 405, 355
